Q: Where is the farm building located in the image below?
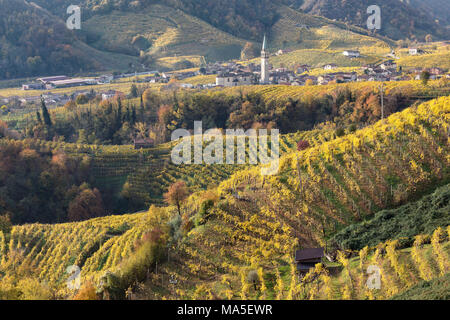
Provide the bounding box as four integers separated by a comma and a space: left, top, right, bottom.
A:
295, 247, 324, 275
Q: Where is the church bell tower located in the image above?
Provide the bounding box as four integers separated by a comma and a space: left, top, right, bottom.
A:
260, 34, 269, 84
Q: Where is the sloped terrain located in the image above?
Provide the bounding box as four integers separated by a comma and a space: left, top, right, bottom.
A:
297, 0, 449, 40
1, 96, 448, 299
0, 0, 138, 80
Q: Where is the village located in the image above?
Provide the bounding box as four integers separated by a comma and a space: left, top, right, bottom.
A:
2, 40, 448, 113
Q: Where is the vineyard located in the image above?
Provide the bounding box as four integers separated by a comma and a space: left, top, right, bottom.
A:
221, 80, 450, 102
149, 96, 448, 299
0, 126, 338, 209
0, 96, 448, 299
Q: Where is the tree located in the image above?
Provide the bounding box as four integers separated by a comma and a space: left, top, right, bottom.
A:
164, 181, 189, 216
130, 84, 139, 98
425, 34, 433, 43
335, 128, 346, 137
75, 94, 88, 105
64, 100, 77, 111
421, 71, 430, 86
40, 98, 52, 127
116, 97, 123, 131
0, 214, 12, 235
68, 188, 105, 221
73, 282, 100, 300
131, 35, 150, 50
134, 122, 147, 139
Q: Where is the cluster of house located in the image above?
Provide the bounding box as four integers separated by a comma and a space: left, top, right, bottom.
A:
215, 61, 449, 87
22, 74, 115, 91
1, 88, 126, 109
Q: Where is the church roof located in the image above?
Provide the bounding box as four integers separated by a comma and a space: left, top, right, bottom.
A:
262, 34, 267, 51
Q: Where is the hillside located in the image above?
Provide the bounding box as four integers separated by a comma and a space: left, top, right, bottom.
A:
332, 183, 450, 250
0, 96, 448, 299
408, 0, 450, 26
82, 4, 247, 62
296, 0, 450, 41
3, 0, 445, 79
0, 0, 138, 80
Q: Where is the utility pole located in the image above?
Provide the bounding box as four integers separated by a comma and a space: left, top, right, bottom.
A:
379, 83, 385, 120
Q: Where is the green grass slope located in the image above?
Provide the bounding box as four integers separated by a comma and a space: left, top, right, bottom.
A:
390, 273, 450, 300
332, 183, 450, 250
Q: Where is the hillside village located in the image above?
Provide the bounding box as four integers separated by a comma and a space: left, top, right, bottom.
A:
6, 39, 448, 111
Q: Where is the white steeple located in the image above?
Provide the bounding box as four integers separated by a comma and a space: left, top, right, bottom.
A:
260, 34, 269, 84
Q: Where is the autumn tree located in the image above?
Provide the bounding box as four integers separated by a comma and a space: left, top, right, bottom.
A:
75, 94, 88, 105
164, 181, 189, 216
64, 100, 77, 111
68, 187, 105, 221
73, 282, 100, 300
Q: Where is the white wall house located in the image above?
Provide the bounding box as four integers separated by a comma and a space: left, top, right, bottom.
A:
409, 48, 424, 55
343, 50, 360, 58
323, 64, 337, 70
216, 73, 253, 87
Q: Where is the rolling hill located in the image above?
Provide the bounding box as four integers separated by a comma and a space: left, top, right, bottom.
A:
0, 0, 138, 80
295, 0, 450, 40
0, 95, 448, 299
2, 0, 448, 79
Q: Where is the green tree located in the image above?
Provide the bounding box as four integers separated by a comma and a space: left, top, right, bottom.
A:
421, 71, 430, 86
130, 84, 139, 98
40, 98, 52, 127
0, 214, 12, 235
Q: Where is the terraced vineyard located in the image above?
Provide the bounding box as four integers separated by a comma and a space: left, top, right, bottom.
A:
2, 96, 447, 300
222, 80, 450, 102
152, 96, 450, 299
83, 4, 246, 63
0, 212, 149, 298
1, 126, 338, 209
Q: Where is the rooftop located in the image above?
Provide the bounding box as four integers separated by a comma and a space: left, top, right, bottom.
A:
295, 248, 324, 261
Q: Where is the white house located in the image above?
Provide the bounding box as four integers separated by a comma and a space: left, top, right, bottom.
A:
97, 74, 113, 84
102, 90, 122, 101
409, 48, 424, 55
216, 73, 253, 87
323, 64, 338, 70
343, 50, 360, 58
